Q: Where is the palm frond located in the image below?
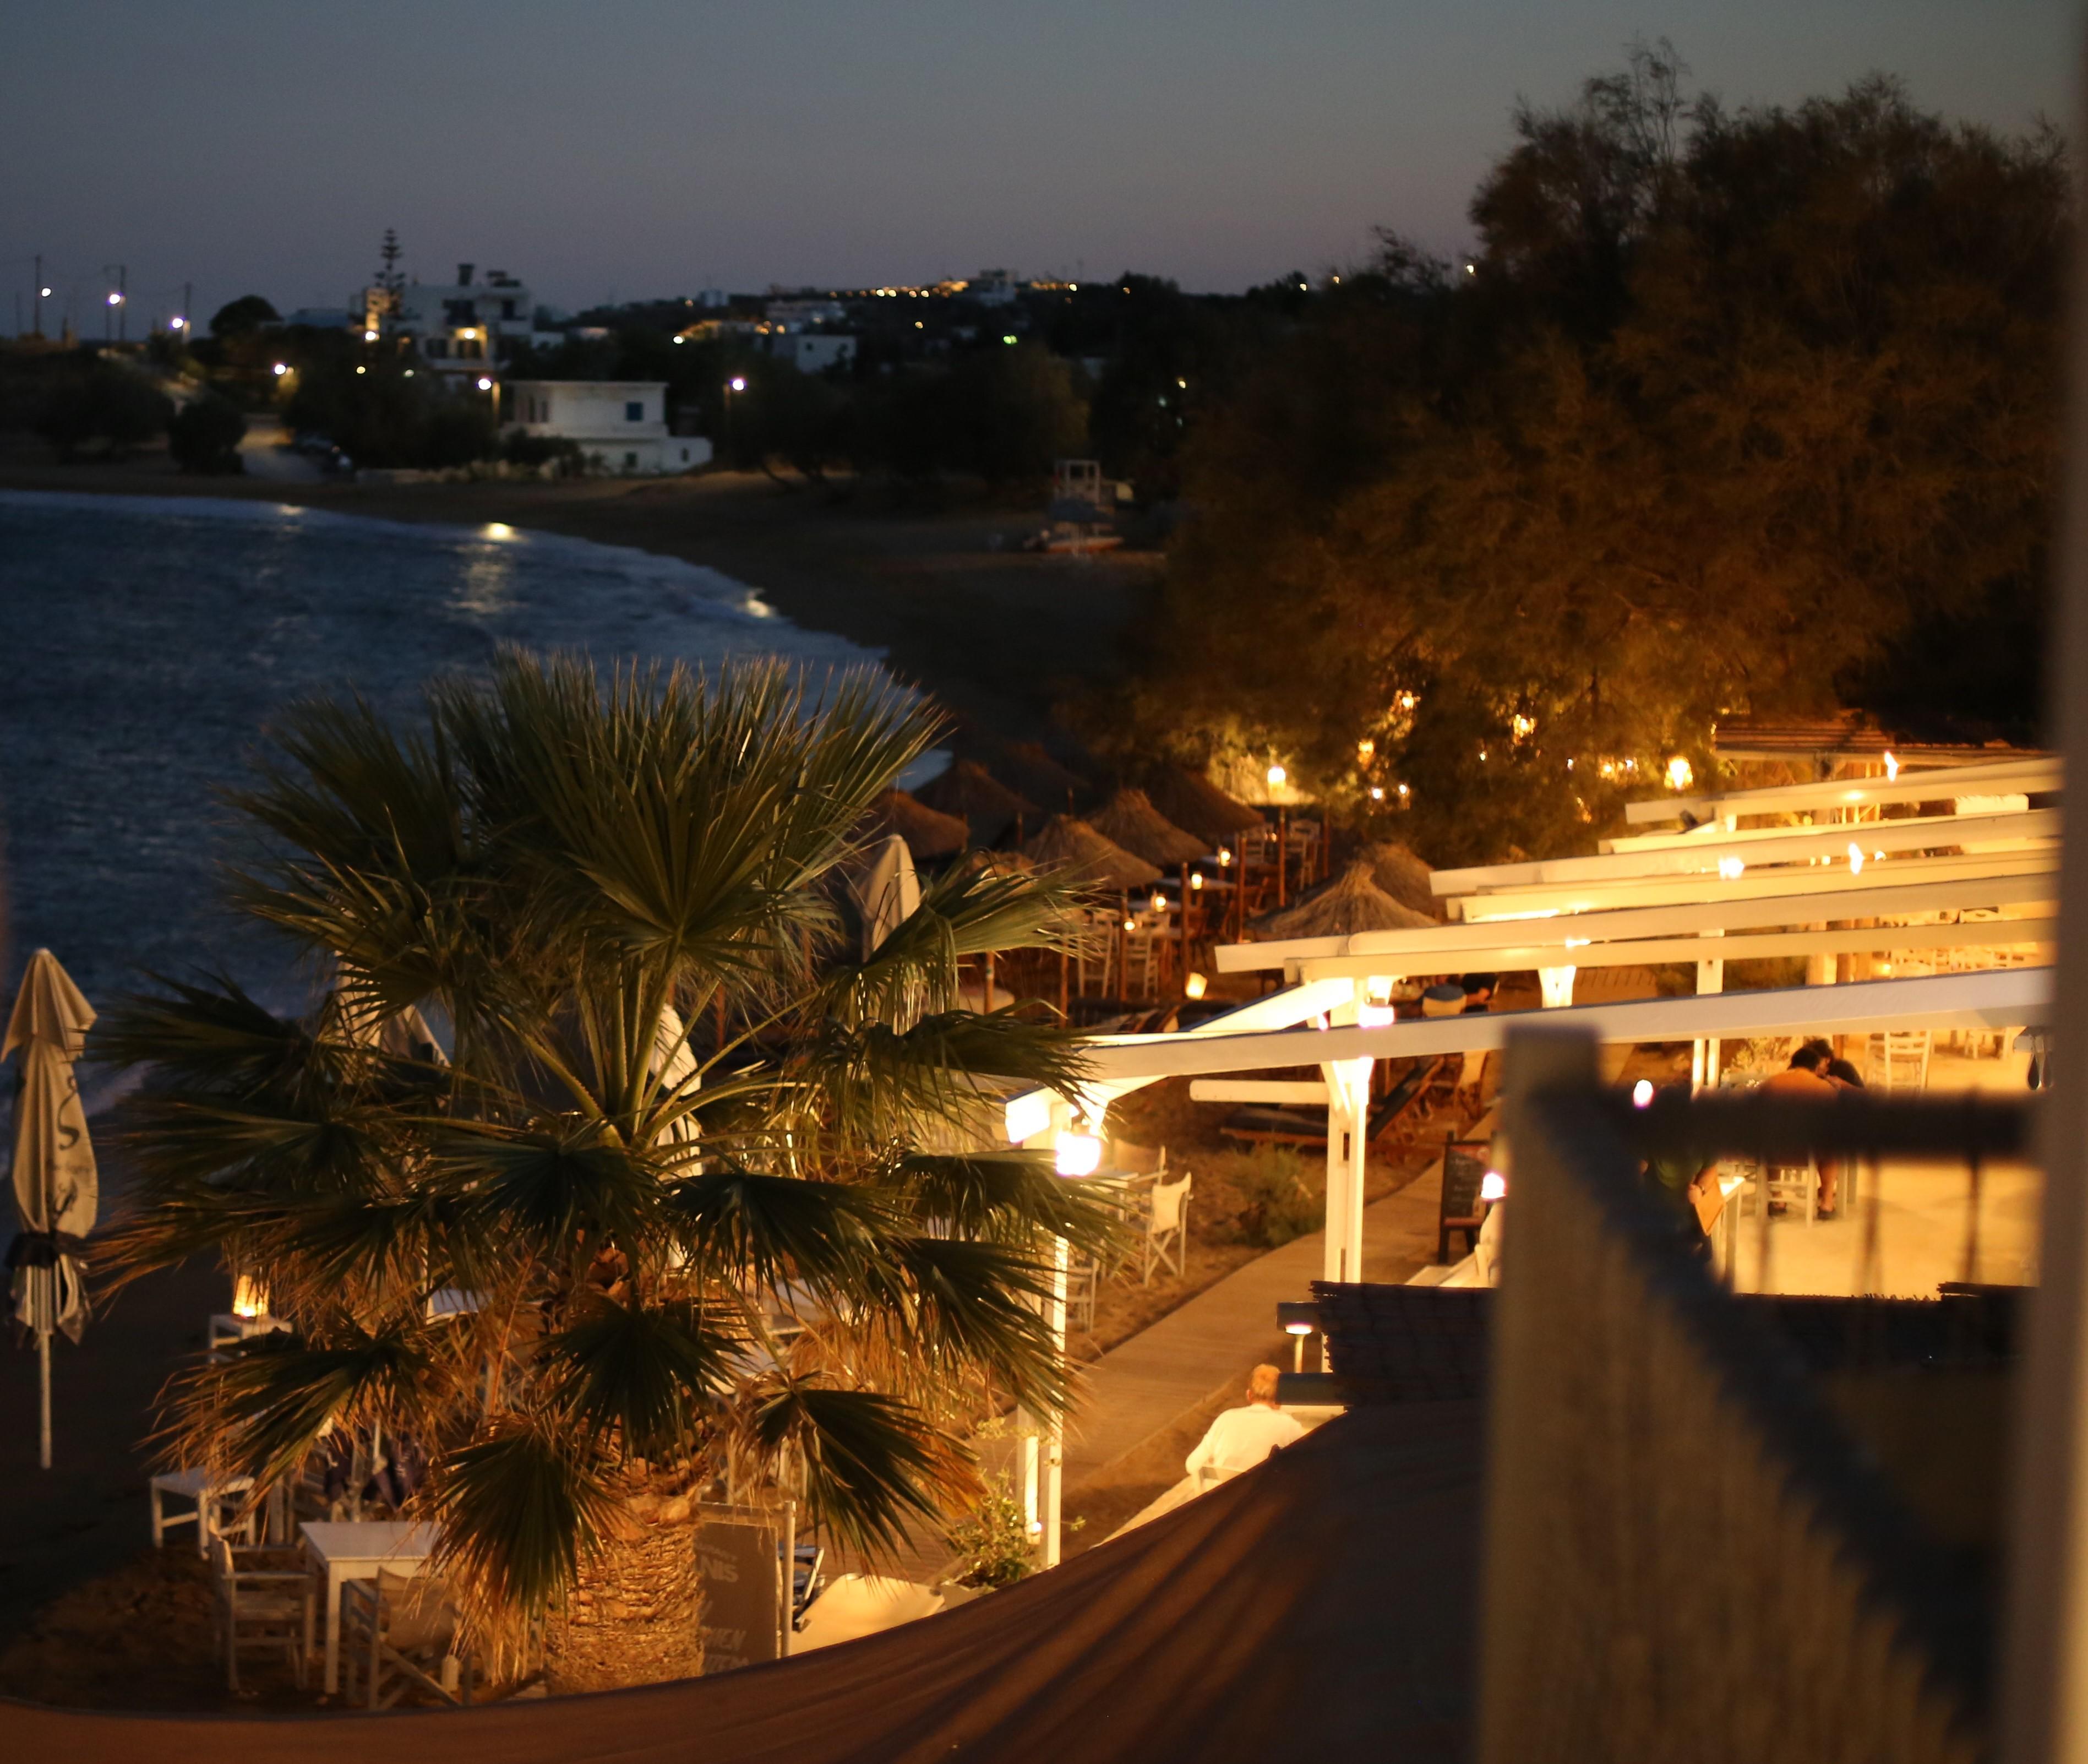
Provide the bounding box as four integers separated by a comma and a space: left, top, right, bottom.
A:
429, 1417, 618, 1615
743, 1375, 968, 1560
882, 1150, 1126, 1257
863, 1236, 1071, 1415
546, 1294, 738, 1454
662, 1166, 886, 1300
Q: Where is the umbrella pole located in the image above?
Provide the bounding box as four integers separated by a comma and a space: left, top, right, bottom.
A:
38, 1327, 51, 1470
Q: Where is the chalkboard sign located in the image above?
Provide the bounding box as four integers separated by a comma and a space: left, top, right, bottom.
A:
1438, 1137, 1492, 1263
696, 1503, 784, 1674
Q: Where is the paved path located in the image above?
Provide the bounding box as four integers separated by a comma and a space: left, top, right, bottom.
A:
1062, 1162, 1446, 1483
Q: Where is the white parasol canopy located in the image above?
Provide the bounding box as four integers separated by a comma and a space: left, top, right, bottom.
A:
848, 833, 923, 960
5, 950, 99, 1469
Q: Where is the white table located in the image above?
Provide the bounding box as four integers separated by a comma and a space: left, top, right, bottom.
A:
302, 1519, 440, 1695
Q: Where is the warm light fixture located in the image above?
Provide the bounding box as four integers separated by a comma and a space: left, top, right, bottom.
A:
1884, 750, 1900, 782
1397, 783, 1410, 799
477, 376, 494, 390
1190, 872, 1204, 891
1149, 891, 1167, 913
355, 365, 366, 374
1847, 842, 1865, 875
729, 375, 747, 391
1369, 786, 1384, 801
1356, 738, 1375, 763
1217, 847, 1233, 867
272, 362, 288, 375
106, 291, 123, 306
1632, 1080, 1655, 1109
1718, 856, 1745, 880
1479, 1170, 1507, 1203
1184, 971, 1208, 999
1666, 755, 1694, 791
232, 1275, 269, 1320
1122, 917, 1136, 932
1267, 763, 1286, 788
1055, 1131, 1103, 1178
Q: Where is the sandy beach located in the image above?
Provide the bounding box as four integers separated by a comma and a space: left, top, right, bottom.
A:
0, 445, 1161, 753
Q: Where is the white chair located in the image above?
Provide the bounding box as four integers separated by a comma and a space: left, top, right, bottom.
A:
151, 1468, 258, 1556
341, 1567, 473, 1708
1871, 1029, 1932, 1092
1142, 1172, 1192, 1283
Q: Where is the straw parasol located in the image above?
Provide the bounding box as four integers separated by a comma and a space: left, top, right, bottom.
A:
1022, 814, 1162, 892
6, 950, 98, 1471
1361, 841, 1443, 921
995, 742, 1089, 813
1139, 764, 1263, 850
914, 760, 1038, 845
1087, 788, 1208, 868
858, 788, 969, 863
1255, 857, 1436, 939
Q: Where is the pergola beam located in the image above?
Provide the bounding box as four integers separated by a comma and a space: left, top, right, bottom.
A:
1214, 870, 2059, 972
1433, 809, 2058, 895
1624, 753, 2058, 826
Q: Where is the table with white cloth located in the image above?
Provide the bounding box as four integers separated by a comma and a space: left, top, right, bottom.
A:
301, 1518, 441, 1694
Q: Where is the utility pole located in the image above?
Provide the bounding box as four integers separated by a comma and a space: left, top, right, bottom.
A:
31, 255, 42, 338
182, 281, 192, 353
118, 264, 127, 342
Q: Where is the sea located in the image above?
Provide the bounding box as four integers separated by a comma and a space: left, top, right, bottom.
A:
0, 489, 908, 1052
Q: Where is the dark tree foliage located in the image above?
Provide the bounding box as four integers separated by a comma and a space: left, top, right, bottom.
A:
1097, 48, 2067, 864
167, 392, 247, 474
283, 340, 496, 469
209, 294, 280, 338
34, 358, 175, 460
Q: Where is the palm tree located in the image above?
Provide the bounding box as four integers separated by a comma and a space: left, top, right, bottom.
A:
100, 652, 1113, 1689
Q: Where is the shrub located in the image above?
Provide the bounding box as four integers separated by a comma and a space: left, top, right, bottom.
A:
1222, 1145, 1323, 1249
167, 394, 247, 474
946, 1472, 1035, 1588
34, 362, 173, 460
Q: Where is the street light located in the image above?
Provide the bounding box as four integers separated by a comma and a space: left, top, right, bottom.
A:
272, 362, 288, 375
724, 376, 748, 464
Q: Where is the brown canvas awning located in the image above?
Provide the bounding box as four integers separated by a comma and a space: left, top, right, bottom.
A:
0, 1403, 1481, 1762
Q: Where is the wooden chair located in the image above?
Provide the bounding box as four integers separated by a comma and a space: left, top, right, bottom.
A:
1438, 1137, 1490, 1264
1066, 1245, 1101, 1333
341, 1567, 473, 1708
210, 1537, 314, 1694
1871, 1028, 1933, 1092
1142, 1171, 1192, 1283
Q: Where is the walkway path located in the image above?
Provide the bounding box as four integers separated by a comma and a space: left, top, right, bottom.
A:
1062, 1161, 1446, 1484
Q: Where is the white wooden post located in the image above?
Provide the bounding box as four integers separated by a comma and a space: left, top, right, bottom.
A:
1537, 966, 1577, 1009
2003, 47, 2088, 1758
1692, 951, 1725, 1090
1042, 1235, 1067, 1569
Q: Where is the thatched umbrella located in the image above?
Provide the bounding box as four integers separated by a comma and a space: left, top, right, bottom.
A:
1362, 841, 1443, 921
857, 788, 968, 863
996, 742, 1089, 813
1255, 857, 1436, 940
1022, 814, 1161, 891
1087, 788, 1207, 868
1140, 764, 1262, 849
914, 760, 1038, 846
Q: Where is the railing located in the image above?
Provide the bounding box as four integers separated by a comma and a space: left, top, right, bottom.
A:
1477, 1027, 2016, 1763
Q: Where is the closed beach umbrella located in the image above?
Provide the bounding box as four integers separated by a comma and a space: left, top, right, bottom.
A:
858, 788, 969, 864
1255, 858, 1437, 940
5, 949, 98, 1469
848, 834, 923, 959
1140, 765, 1263, 851
914, 760, 1038, 846
1022, 815, 1162, 893
1087, 788, 1208, 869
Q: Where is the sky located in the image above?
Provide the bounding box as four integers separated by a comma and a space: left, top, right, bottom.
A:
1, 1, 2076, 329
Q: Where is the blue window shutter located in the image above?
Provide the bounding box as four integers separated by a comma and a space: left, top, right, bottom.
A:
625, 400, 644, 421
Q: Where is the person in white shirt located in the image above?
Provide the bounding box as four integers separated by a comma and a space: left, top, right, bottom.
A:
1185, 1364, 1305, 1483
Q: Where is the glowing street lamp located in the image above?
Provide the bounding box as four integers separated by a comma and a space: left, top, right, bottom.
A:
1054, 1129, 1103, 1179
271, 362, 288, 376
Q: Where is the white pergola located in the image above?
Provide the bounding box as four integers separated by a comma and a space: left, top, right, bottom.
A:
1006, 766, 2059, 1563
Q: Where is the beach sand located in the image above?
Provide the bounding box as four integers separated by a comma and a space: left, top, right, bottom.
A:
0, 445, 1160, 752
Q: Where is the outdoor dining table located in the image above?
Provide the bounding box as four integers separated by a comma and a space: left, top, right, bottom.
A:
302, 1518, 441, 1694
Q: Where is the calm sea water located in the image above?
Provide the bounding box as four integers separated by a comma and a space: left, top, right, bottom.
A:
0, 491, 893, 1030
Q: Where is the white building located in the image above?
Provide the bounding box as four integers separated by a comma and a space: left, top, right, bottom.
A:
764, 297, 848, 330
769, 333, 856, 374
503, 380, 712, 475
379, 264, 555, 382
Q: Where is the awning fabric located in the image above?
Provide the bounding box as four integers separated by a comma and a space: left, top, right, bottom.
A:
0, 1402, 1482, 1763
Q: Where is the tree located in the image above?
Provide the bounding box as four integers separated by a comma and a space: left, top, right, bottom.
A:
209, 295, 280, 339
167, 393, 247, 474
1096, 57, 2067, 864
33, 359, 174, 460
101, 654, 1109, 1689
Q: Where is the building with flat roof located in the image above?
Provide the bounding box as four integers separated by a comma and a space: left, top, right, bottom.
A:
504, 380, 711, 476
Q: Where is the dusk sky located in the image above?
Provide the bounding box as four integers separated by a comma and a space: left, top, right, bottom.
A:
3, 1, 2075, 327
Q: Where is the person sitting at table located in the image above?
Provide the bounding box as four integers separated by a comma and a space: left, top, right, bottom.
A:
1460, 973, 1498, 1013
1418, 980, 1466, 1019
1764, 1040, 1843, 1219
1185, 1364, 1305, 1484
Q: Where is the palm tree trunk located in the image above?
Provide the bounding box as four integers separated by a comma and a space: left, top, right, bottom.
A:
546, 1480, 705, 1691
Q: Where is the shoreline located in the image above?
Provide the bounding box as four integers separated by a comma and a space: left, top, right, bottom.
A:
0, 451, 1160, 751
